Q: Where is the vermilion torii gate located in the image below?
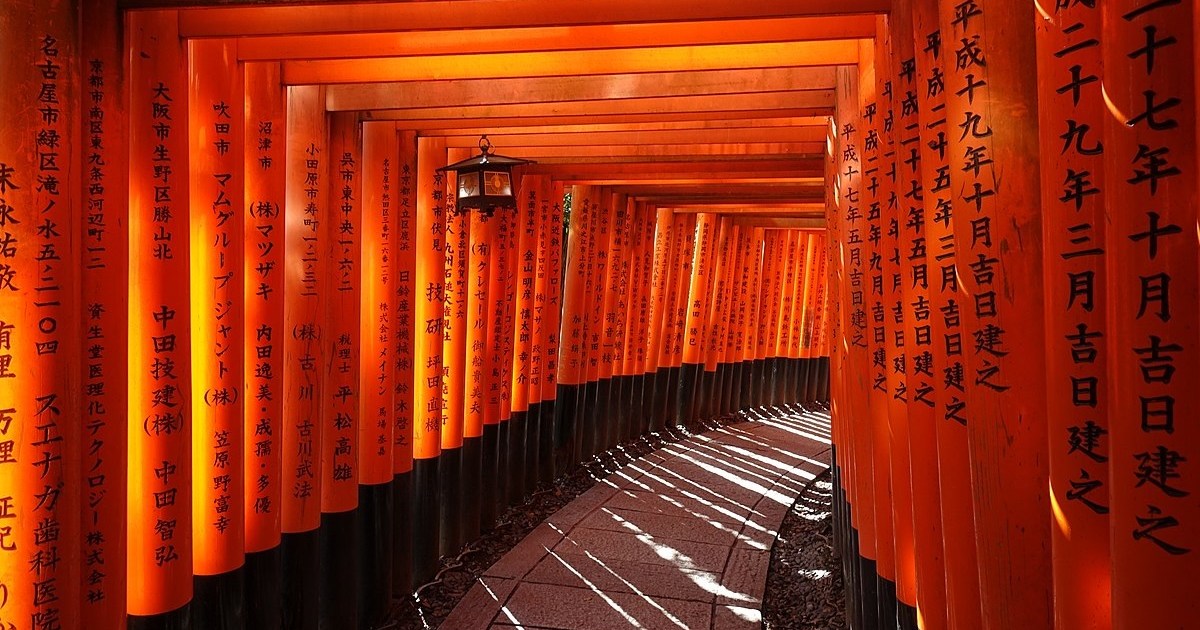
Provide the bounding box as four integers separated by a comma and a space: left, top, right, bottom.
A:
0, 0, 1196, 629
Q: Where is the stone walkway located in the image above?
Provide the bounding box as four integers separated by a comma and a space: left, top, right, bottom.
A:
443, 407, 833, 630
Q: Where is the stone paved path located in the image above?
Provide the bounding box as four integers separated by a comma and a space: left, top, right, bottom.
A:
442, 407, 833, 630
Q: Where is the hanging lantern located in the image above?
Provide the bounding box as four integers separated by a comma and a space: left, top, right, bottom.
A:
438, 135, 533, 217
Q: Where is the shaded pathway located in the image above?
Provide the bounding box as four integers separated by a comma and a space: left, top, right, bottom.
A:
444, 407, 833, 629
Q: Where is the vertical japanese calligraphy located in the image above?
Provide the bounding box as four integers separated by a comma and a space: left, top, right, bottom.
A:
1103, 0, 1198, 624
127, 10, 192, 622
359, 121, 398, 488
243, 60, 284, 563
892, 0, 948, 626
187, 39, 246, 618
80, 1, 128, 626
939, 0, 1053, 625
0, 2, 82, 629
1035, 0, 1112, 627
912, 0, 982, 625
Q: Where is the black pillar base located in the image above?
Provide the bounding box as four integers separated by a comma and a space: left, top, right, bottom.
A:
537, 398, 557, 485
817, 356, 830, 402
319, 509, 358, 630
461, 435, 483, 542
860, 556, 881, 630
128, 602, 192, 630
480, 423, 501, 531
357, 481, 393, 629
899, 602, 919, 630
649, 367, 669, 433
243, 545, 282, 630
411, 457, 441, 587
281, 528, 319, 630
664, 365, 682, 429
525, 403, 541, 493
496, 419, 511, 510
192, 567, 244, 630
507, 411, 526, 506
594, 377, 613, 453
552, 384, 580, 478
678, 363, 701, 428
438, 446, 463, 556
391, 471, 414, 597
579, 380, 598, 460
878, 576, 898, 630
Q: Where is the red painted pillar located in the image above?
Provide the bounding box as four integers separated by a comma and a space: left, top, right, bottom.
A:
1103, 0, 1199, 625
0, 2, 82, 629
938, 0, 1052, 625
188, 37, 246, 625
127, 10, 192, 624
1034, 1, 1112, 627
80, 1, 129, 626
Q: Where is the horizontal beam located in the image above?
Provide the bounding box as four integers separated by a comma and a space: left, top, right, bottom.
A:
439, 126, 825, 148
283, 41, 859, 84
386, 109, 830, 130
468, 143, 825, 160
364, 91, 834, 120
328, 67, 837, 110
732, 217, 826, 229
177, 0, 890, 37
520, 158, 823, 177
413, 116, 827, 136
235, 16, 875, 61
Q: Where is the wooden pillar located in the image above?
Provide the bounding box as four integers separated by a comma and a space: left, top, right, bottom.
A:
391, 130, 417, 596
491, 205, 517, 506
834, 62, 881, 628
680, 213, 716, 427
892, 0, 948, 626
1034, 1, 1112, 628
859, 33, 900, 624
80, 1, 129, 627
535, 181, 564, 484
555, 187, 589, 474
701, 218, 731, 416
127, 10, 192, 626
465, 210, 495, 531
874, 15, 920, 626
511, 175, 539, 494
1103, 0, 1198, 625
242, 60, 286, 628
188, 37, 246, 627
938, 0, 1052, 625
410, 136, 446, 586
357, 120, 398, 624
439, 150, 467, 555
911, 0, 983, 625
0, 2, 82, 629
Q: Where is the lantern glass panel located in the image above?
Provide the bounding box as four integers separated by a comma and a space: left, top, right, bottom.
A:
458, 171, 480, 200
483, 170, 511, 196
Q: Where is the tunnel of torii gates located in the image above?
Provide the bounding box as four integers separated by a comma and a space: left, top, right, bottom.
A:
0, 0, 1197, 629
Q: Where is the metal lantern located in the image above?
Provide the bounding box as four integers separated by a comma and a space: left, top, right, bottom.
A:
437, 135, 533, 217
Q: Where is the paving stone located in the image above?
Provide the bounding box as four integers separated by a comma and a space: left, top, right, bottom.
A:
544, 482, 621, 531
717, 547, 771, 607
572, 505, 742, 546
447, 414, 833, 630
523, 548, 722, 603
553, 526, 732, 573
496, 581, 714, 630
485, 523, 565, 579
602, 488, 753, 524
441, 576, 517, 629
712, 603, 764, 629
